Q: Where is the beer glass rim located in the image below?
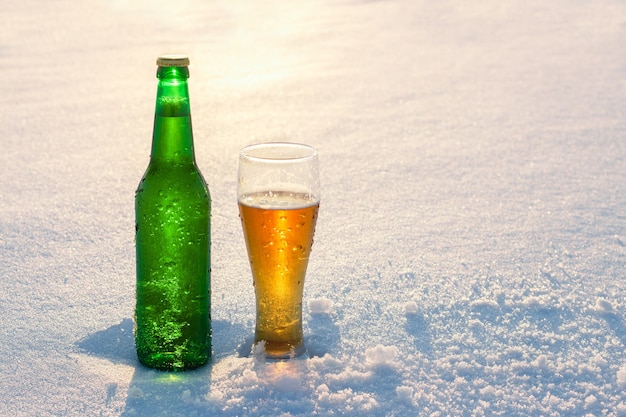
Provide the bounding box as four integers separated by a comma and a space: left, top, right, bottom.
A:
240, 142, 318, 163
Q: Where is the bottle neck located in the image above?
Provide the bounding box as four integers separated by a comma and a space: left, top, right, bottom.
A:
150, 66, 196, 165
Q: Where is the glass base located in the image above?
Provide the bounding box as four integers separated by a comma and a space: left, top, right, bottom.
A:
253, 340, 306, 360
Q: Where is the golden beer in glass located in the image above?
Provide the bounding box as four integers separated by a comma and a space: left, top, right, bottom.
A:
238, 143, 320, 359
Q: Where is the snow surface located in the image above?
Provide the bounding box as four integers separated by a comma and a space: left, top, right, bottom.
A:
1, 0, 626, 415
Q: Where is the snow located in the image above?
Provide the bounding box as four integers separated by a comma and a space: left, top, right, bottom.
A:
1, 0, 626, 415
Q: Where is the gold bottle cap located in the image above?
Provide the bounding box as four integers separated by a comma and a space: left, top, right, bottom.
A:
156, 54, 190, 67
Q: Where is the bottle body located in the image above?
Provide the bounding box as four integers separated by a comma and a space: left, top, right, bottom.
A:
135, 56, 211, 370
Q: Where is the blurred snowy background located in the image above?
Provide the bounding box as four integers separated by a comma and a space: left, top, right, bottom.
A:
1, 0, 626, 415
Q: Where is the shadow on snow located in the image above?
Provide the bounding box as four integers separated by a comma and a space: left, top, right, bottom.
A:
76, 318, 247, 416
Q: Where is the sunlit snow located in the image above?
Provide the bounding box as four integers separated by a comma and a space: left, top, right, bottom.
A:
1, 0, 625, 416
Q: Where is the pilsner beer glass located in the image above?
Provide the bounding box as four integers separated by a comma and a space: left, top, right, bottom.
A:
238, 142, 320, 359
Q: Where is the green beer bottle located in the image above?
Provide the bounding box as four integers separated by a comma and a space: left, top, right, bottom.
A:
135, 55, 211, 370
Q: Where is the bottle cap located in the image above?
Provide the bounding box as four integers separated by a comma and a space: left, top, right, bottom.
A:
156, 54, 190, 67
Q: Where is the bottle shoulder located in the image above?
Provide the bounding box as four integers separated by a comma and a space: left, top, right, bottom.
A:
136, 162, 209, 201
